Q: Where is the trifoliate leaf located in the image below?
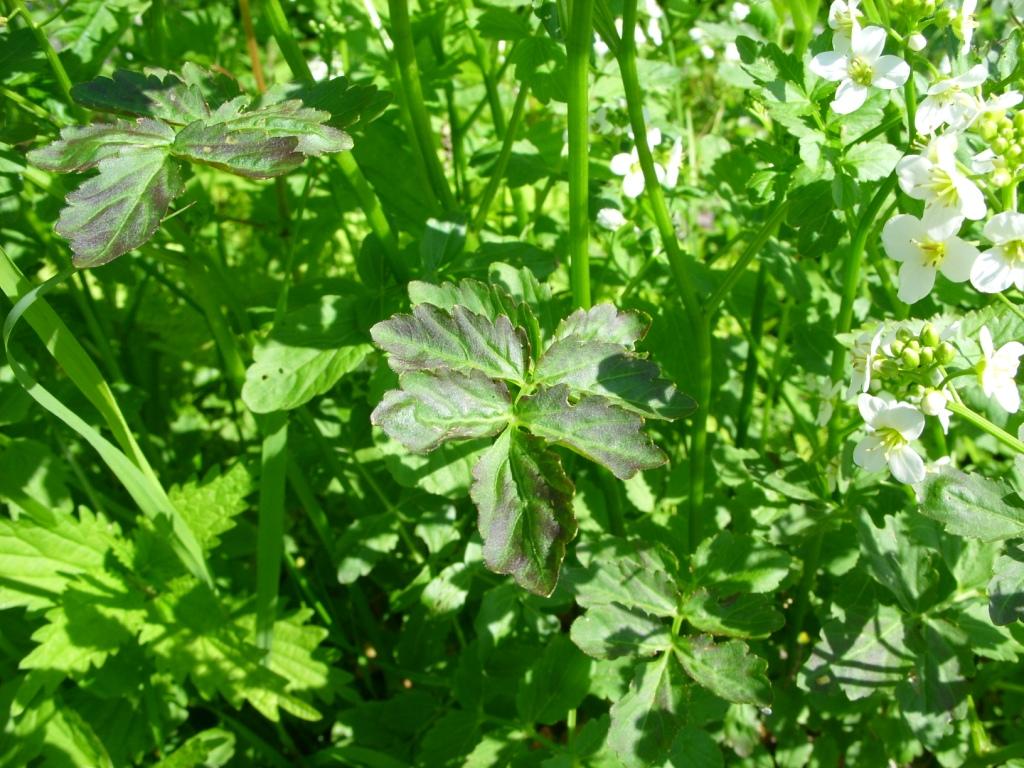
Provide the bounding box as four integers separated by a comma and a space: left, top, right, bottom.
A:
371, 369, 513, 452
516, 635, 591, 725
469, 428, 577, 596
674, 636, 771, 706
70, 69, 211, 125
370, 304, 528, 384
608, 654, 690, 768
517, 385, 667, 479
27, 119, 175, 172
989, 543, 1024, 625
55, 148, 183, 267
242, 295, 373, 413
533, 339, 696, 420
917, 466, 1024, 542
553, 304, 649, 348
570, 602, 671, 659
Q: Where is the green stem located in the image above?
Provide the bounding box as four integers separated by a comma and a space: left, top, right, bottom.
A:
472, 82, 531, 231
255, 411, 289, 651
567, 0, 594, 309
7, 0, 85, 120
617, 0, 710, 546
735, 264, 768, 447
387, 0, 457, 211
948, 401, 1024, 454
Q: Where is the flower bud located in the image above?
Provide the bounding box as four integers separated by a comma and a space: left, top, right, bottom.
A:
936, 341, 956, 364
994, 137, 1010, 154
920, 347, 935, 366
920, 323, 940, 348
897, 326, 914, 342
908, 33, 927, 51
993, 168, 1014, 187
891, 339, 906, 357
921, 389, 948, 416
1014, 112, 1024, 133
901, 347, 921, 369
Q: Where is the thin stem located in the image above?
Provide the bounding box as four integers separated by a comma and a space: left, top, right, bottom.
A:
617, 0, 710, 546
948, 401, 1024, 454
387, 0, 457, 211
567, 0, 594, 309
239, 0, 267, 91
735, 264, 768, 447
472, 82, 531, 230
7, 0, 85, 120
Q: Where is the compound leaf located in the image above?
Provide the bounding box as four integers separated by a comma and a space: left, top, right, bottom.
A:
553, 304, 649, 348
681, 590, 785, 640
55, 147, 183, 267
371, 369, 513, 452
569, 538, 678, 616
27, 119, 175, 172
517, 385, 667, 479
371, 304, 528, 384
469, 428, 576, 596
570, 602, 672, 660
70, 69, 211, 125
608, 654, 690, 768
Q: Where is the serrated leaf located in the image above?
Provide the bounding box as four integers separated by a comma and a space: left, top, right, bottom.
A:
674, 636, 771, 705
516, 635, 592, 725
242, 295, 373, 413
692, 531, 793, 595
608, 654, 690, 768
917, 466, 1024, 542
570, 602, 672, 659
204, 99, 353, 156
844, 141, 902, 182
168, 463, 252, 553
371, 369, 513, 452
568, 539, 678, 616
283, 76, 392, 129
517, 385, 667, 479
989, 542, 1024, 625
71, 70, 211, 125
801, 603, 913, 701
553, 304, 649, 348
27, 119, 175, 172
533, 339, 696, 420
469, 428, 577, 596
371, 304, 528, 384
681, 590, 785, 639
153, 728, 235, 768
408, 277, 519, 321
55, 147, 183, 267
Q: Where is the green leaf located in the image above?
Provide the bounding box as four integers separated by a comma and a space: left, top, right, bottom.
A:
516, 635, 592, 725
171, 101, 351, 178
533, 339, 696, 420
407, 277, 520, 322
692, 530, 793, 595
801, 603, 913, 701
153, 728, 235, 768
371, 304, 528, 384
681, 590, 785, 639
570, 602, 672, 659
282, 75, 391, 129
568, 538, 679, 616
553, 304, 649, 349
607, 654, 690, 768
242, 295, 373, 413
844, 141, 902, 182
336, 513, 401, 584
469, 428, 577, 596
668, 728, 723, 768
71, 69, 211, 125
54, 147, 183, 267
27, 119, 175, 172
517, 385, 667, 479
372, 369, 513, 452
917, 466, 1024, 542
169, 463, 252, 554
674, 636, 771, 706
989, 543, 1024, 625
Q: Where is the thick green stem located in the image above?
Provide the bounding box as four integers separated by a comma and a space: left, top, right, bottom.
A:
387, 0, 457, 211
617, 0, 710, 546
567, 0, 594, 309
472, 83, 531, 230
948, 402, 1024, 454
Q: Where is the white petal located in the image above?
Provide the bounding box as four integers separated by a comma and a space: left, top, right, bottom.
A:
854, 435, 889, 472
921, 205, 964, 239
984, 211, 1024, 244
915, 99, 948, 134
897, 260, 937, 304
853, 25, 887, 61
958, 63, 988, 87
938, 237, 979, 282
971, 249, 1016, 293
881, 214, 925, 262
877, 403, 926, 439
896, 155, 933, 198
646, 128, 662, 149
996, 341, 1024, 364
995, 380, 1022, 413
810, 51, 850, 81
954, 175, 987, 220
872, 56, 910, 89
610, 153, 634, 176
832, 80, 869, 114
888, 445, 926, 484
980, 325, 995, 359
857, 392, 888, 424
623, 170, 646, 198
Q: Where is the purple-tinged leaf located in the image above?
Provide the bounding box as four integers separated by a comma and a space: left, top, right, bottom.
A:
27, 118, 175, 173
171, 122, 306, 179
553, 304, 650, 348
71, 70, 210, 125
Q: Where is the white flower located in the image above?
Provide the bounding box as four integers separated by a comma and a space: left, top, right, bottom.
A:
610, 129, 666, 198
644, 0, 664, 46
847, 325, 885, 397
827, 0, 864, 53
896, 134, 986, 221
881, 208, 979, 303
731, 2, 751, 21
725, 41, 741, 61
811, 378, 843, 426
597, 207, 627, 230
977, 325, 1024, 412
915, 64, 988, 134
970, 212, 1024, 293
854, 394, 927, 484
908, 33, 927, 51
920, 387, 953, 433
953, 0, 979, 54
809, 25, 909, 114
963, 90, 1024, 129
664, 139, 683, 188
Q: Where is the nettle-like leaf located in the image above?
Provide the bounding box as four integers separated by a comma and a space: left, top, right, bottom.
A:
27, 67, 356, 267
370, 275, 694, 594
